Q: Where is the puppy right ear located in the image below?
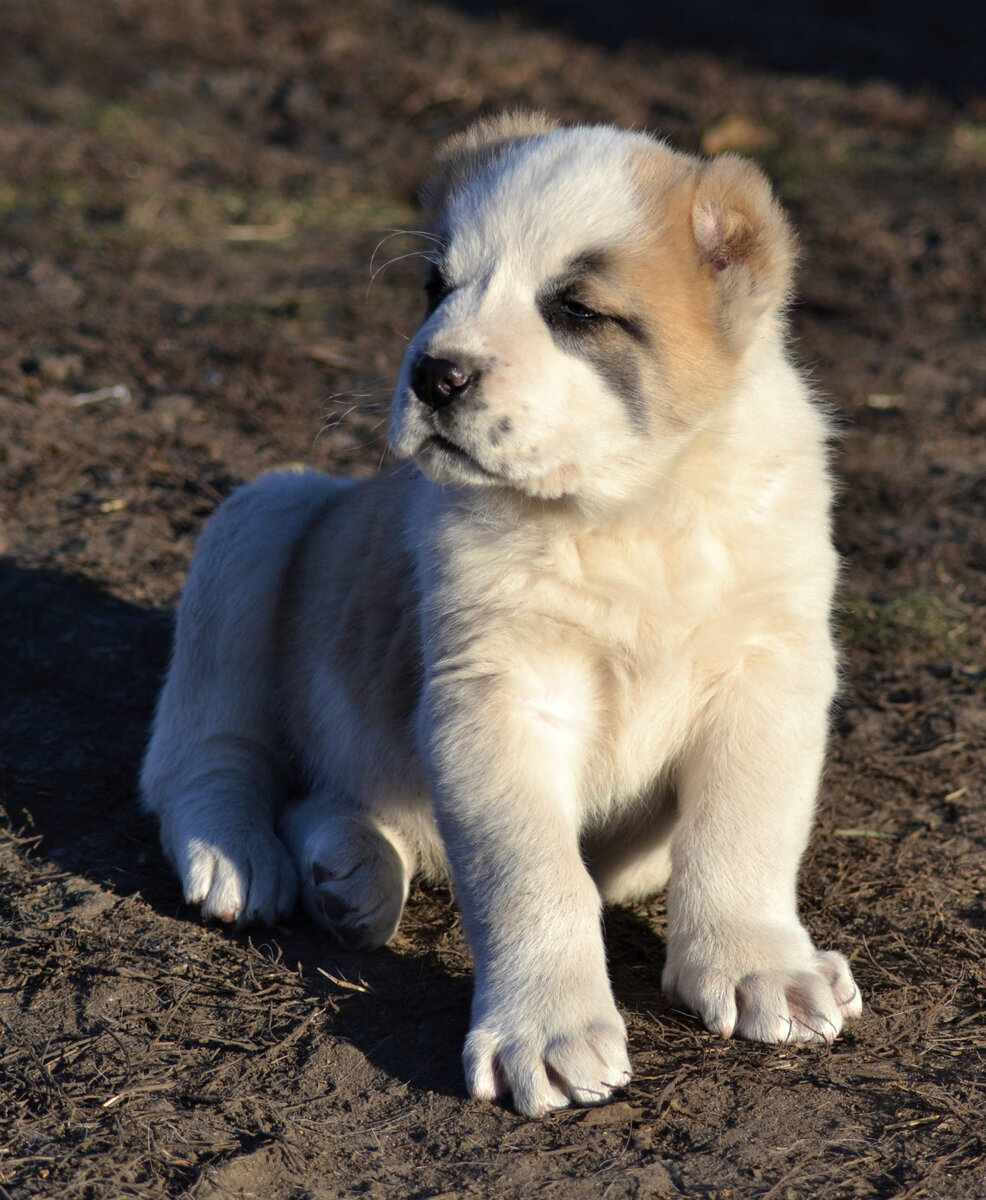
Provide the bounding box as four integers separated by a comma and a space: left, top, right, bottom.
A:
420, 110, 558, 224
691, 154, 797, 346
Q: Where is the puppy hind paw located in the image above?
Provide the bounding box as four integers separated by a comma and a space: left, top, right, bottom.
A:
179, 831, 298, 928
299, 821, 409, 951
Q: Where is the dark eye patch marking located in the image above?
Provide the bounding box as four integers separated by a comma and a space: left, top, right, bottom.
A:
582, 345, 647, 430
536, 250, 650, 428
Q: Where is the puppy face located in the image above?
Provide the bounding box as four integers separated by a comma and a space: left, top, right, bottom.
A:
389, 115, 795, 512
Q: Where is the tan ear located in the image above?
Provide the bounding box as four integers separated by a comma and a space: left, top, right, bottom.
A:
691, 154, 797, 345
420, 110, 559, 224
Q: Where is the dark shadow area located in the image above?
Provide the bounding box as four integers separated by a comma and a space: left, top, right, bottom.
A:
0, 560, 174, 898
604, 904, 669, 1010
276, 916, 474, 1099
447, 0, 984, 96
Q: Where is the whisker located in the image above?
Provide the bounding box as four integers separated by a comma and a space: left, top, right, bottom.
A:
314, 379, 395, 443
376, 438, 395, 473
314, 410, 391, 451
366, 249, 439, 297
323, 389, 389, 405
369, 228, 444, 277
318, 400, 389, 430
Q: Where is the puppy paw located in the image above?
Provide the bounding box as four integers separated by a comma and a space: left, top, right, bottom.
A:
464, 996, 631, 1117
664, 927, 862, 1045
176, 829, 299, 928
296, 817, 409, 951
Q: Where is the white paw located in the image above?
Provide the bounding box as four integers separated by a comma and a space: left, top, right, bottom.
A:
464, 994, 631, 1117
173, 828, 298, 927
664, 925, 862, 1045
294, 816, 409, 951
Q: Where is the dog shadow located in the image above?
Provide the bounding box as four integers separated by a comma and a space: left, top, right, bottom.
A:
0, 559, 174, 900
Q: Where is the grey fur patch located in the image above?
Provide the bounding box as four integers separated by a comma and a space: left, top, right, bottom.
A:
535, 252, 650, 430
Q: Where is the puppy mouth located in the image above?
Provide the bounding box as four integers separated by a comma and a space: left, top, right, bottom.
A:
421, 432, 499, 481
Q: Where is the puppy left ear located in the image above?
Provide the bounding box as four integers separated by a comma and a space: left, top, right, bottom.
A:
691, 154, 797, 345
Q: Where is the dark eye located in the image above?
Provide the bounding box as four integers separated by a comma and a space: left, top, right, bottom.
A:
560, 299, 599, 320
537, 287, 611, 336
424, 266, 451, 314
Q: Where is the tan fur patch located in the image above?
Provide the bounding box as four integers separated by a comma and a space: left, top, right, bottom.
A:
627, 149, 739, 424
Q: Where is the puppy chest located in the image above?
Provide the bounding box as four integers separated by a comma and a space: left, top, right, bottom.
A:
461, 597, 708, 798
506, 546, 750, 779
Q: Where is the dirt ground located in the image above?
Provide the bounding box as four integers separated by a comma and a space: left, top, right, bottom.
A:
1, 2, 985, 1197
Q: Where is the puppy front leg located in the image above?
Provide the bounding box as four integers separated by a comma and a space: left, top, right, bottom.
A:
426, 666, 630, 1117
663, 657, 862, 1044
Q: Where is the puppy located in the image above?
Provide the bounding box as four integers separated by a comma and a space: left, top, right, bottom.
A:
142, 113, 862, 1116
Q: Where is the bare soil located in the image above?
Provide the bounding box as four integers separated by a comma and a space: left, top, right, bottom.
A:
1, 3, 985, 1197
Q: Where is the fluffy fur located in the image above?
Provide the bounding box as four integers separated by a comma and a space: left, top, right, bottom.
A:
142, 114, 862, 1117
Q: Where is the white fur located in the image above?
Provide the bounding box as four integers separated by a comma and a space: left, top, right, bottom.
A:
142, 117, 861, 1117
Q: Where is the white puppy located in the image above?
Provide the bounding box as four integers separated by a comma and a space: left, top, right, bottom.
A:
142, 113, 862, 1116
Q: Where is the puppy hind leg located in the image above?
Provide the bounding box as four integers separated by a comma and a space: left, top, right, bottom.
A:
594, 842, 673, 906
152, 739, 298, 927
586, 794, 677, 906
279, 794, 414, 950
142, 469, 342, 928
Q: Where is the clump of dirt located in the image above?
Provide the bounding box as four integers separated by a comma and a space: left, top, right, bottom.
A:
1, 2, 984, 1197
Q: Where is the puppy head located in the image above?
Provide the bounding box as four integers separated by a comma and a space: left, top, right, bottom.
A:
389, 114, 796, 512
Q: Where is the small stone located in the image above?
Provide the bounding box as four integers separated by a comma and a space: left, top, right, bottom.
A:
701, 116, 776, 156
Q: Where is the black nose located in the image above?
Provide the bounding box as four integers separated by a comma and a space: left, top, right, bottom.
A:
411, 354, 478, 410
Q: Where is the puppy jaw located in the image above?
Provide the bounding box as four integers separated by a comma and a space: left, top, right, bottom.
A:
389, 120, 797, 510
